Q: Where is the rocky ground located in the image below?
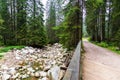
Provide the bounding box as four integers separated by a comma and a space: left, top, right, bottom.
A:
0, 43, 73, 80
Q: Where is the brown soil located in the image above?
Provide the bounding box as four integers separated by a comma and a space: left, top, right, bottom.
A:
82, 41, 120, 80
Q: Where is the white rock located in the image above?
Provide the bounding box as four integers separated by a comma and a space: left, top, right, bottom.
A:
29, 49, 34, 54
15, 53, 21, 60
51, 60, 56, 65
27, 67, 35, 72
30, 72, 35, 76
39, 71, 47, 77
44, 65, 51, 71
35, 67, 39, 70
48, 65, 60, 80
16, 56, 21, 60
27, 71, 31, 75
41, 77, 49, 80
2, 73, 11, 80
12, 73, 20, 79
22, 74, 29, 79
1, 65, 8, 70
22, 49, 28, 54
35, 72, 40, 77
9, 67, 16, 75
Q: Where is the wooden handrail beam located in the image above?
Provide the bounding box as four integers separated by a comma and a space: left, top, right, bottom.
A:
63, 41, 81, 80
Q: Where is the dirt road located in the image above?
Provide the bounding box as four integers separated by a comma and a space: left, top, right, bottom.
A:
82, 41, 120, 80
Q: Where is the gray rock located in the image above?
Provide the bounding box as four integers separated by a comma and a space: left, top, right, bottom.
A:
48, 65, 60, 80
44, 65, 51, 71
27, 67, 35, 72
39, 71, 47, 77
1, 65, 8, 70
2, 73, 11, 80
30, 72, 35, 76
22, 74, 29, 79
12, 73, 20, 79
41, 77, 49, 80
9, 67, 16, 75
27, 71, 31, 75
35, 72, 40, 77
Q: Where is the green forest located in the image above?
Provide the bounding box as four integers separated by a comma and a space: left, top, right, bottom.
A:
0, 0, 120, 80
0, 0, 120, 51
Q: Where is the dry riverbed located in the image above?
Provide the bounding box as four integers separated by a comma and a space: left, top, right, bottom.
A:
0, 43, 73, 80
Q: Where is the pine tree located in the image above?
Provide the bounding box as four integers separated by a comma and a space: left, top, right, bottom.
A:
26, 0, 47, 47
0, 15, 4, 45
0, 0, 47, 47
54, 0, 82, 49
111, 0, 120, 48
46, 0, 58, 43
86, 0, 106, 42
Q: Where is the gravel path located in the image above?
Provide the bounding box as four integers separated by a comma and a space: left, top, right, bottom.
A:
82, 41, 120, 80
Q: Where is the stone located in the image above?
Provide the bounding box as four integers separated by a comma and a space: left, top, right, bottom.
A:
0, 43, 69, 80
27, 71, 31, 75
2, 73, 11, 80
48, 65, 60, 80
44, 65, 51, 71
41, 77, 49, 80
35, 72, 40, 78
51, 60, 56, 65
30, 72, 35, 76
22, 49, 28, 54
15, 65, 22, 70
18, 61, 25, 66
1, 65, 8, 70
29, 49, 34, 54
9, 67, 16, 75
16, 56, 21, 60
35, 67, 39, 70
27, 67, 35, 72
58, 70, 65, 80
22, 74, 29, 79
39, 65, 44, 70
12, 73, 20, 79
39, 71, 47, 77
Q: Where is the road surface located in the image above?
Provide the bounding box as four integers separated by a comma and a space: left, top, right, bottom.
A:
82, 41, 120, 80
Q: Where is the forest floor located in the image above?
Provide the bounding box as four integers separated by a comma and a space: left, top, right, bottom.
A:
82, 41, 120, 80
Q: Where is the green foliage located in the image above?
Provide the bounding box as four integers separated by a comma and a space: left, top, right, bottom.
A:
0, 15, 4, 45
46, 0, 57, 43
111, 0, 120, 48
86, 0, 106, 42
53, 5, 81, 49
97, 0, 103, 3
0, 46, 24, 58
92, 41, 120, 54
96, 42, 109, 47
0, 46, 24, 53
0, 0, 48, 47
114, 29, 120, 49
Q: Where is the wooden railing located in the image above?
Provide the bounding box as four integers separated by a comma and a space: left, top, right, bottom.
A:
63, 41, 82, 80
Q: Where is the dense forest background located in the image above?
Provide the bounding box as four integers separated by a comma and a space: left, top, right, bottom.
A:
0, 0, 120, 50
86, 0, 120, 49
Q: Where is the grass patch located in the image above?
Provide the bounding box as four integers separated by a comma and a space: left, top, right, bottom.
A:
91, 41, 120, 54
0, 46, 24, 58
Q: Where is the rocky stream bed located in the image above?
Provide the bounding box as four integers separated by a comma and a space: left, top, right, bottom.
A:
0, 43, 73, 80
